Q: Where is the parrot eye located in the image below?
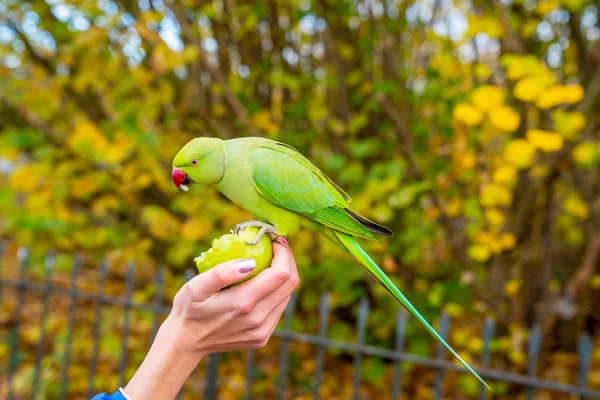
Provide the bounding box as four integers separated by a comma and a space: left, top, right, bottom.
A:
190, 159, 198, 166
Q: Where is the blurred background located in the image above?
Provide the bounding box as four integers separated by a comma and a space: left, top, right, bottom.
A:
1, 0, 600, 398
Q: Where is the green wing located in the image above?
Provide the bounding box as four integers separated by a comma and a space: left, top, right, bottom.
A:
249, 144, 379, 241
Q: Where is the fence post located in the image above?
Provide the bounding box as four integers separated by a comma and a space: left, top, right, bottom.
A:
245, 349, 256, 400
7, 247, 29, 400
313, 292, 330, 400
352, 297, 370, 400
119, 262, 136, 387
434, 312, 450, 400
276, 291, 298, 400
392, 308, 408, 399
32, 253, 55, 398
59, 255, 82, 399
204, 353, 221, 400
526, 325, 542, 400
87, 260, 109, 398
577, 333, 592, 400
479, 317, 495, 400
176, 269, 195, 400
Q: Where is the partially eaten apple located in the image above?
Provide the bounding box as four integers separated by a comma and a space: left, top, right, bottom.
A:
194, 227, 273, 286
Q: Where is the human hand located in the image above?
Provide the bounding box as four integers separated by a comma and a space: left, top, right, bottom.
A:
168, 240, 299, 355
124, 241, 299, 400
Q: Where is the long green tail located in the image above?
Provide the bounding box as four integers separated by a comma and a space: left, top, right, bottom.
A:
334, 231, 490, 390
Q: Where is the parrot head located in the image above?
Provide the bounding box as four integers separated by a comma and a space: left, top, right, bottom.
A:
172, 137, 226, 191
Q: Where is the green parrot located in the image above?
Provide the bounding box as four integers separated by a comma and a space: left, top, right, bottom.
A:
172, 136, 488, 388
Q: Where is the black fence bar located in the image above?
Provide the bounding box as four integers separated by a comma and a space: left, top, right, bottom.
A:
276, 291, 297, 400
7, 248, 28, 400
176, 269, 195, 400
86, 260, 109, 398
245, 349, 256, 400
526, 325, 542, 400
150, 267, 165, 343
392, 308, 408, 399
352, 298, 370, 400
434, 312, 450, 399
313, 292, 330, 400
119, 263, 135, 387
31, 253, 55, 398
578, 333, 593, 400
59, 255, 81, 399
1, 266, 600, 399
479, 318, 495, 400
204, 353, 220, 400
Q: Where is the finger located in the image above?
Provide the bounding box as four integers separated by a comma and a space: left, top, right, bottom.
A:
185, 258, 256, 302
251, 252, 299, 318
232, 243, 294, 304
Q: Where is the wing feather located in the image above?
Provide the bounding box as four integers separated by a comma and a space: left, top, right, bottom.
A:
250, 145, 377, 240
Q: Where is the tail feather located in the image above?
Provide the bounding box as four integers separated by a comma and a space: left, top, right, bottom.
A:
346, 208, 393, 237
334, 231, 490, 390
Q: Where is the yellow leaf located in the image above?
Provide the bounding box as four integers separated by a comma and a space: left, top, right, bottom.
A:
489, 106, 521, 132
504, 279, 521, 296
453, 102, 483, 126
445, 198, 462, 217
522, 19, 541, 38
501, 232, 517, 249
563, 84, 584, 103
105, 132, 135, 164
474, 63, 491, 80
213, 104, 226, 116
513, 76, 551, 102
504, 139, 536, 169
69, 174, 102, 200
468, 244, 491, 262
535, 84, 584, 109
9, 164, 43, 192
590, 274, 600, 290
536, 0, 560, 15
493, 165, 518, 187
181, 217, 212, 241
481, 183, 513, 207
563, 0, 584, 11
564, 194, 589, 220
141, 206, 181, 239
472, 85, 504, 112
526, 129, 564, 152
468, 16, 503, 38
505, 55, 549, 81
485, 208, 505, 226
68, 121, 108, 155
455, 150, 476, 170
552, 110, 586, 139
572, 142, 600, 166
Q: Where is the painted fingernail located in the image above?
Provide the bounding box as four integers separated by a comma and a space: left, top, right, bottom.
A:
237, 258, 256, 273
278, 236, 289, 246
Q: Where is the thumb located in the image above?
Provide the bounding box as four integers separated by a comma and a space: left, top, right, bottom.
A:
186, 258, 256, 301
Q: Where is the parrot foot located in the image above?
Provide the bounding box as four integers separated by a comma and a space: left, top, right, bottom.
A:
233, 220, 278, 245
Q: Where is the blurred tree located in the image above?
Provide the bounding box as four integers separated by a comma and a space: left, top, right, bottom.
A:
1, 0, 600, 397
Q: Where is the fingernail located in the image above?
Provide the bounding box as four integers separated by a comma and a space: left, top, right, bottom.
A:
278, 236, 289, 246
237, 258, 256, 273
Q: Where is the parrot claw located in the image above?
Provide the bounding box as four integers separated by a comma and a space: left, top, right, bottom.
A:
233, 220, 278, 245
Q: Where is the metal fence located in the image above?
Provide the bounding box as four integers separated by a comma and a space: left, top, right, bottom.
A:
0, 247, 598, 399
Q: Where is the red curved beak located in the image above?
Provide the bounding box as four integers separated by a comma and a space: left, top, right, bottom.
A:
172, 167, 190, 192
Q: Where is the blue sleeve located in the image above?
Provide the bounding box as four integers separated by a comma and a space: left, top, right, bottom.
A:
91, 391, 128, 400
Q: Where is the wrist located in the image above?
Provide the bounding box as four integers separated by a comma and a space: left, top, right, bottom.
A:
124, 317, 203, 399
159, 314, 208, 359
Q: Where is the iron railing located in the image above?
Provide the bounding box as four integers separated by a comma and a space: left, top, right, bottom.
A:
0, 247, 598, 399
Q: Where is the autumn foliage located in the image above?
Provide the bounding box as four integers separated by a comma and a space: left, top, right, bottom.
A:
1, 0, 600, 398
